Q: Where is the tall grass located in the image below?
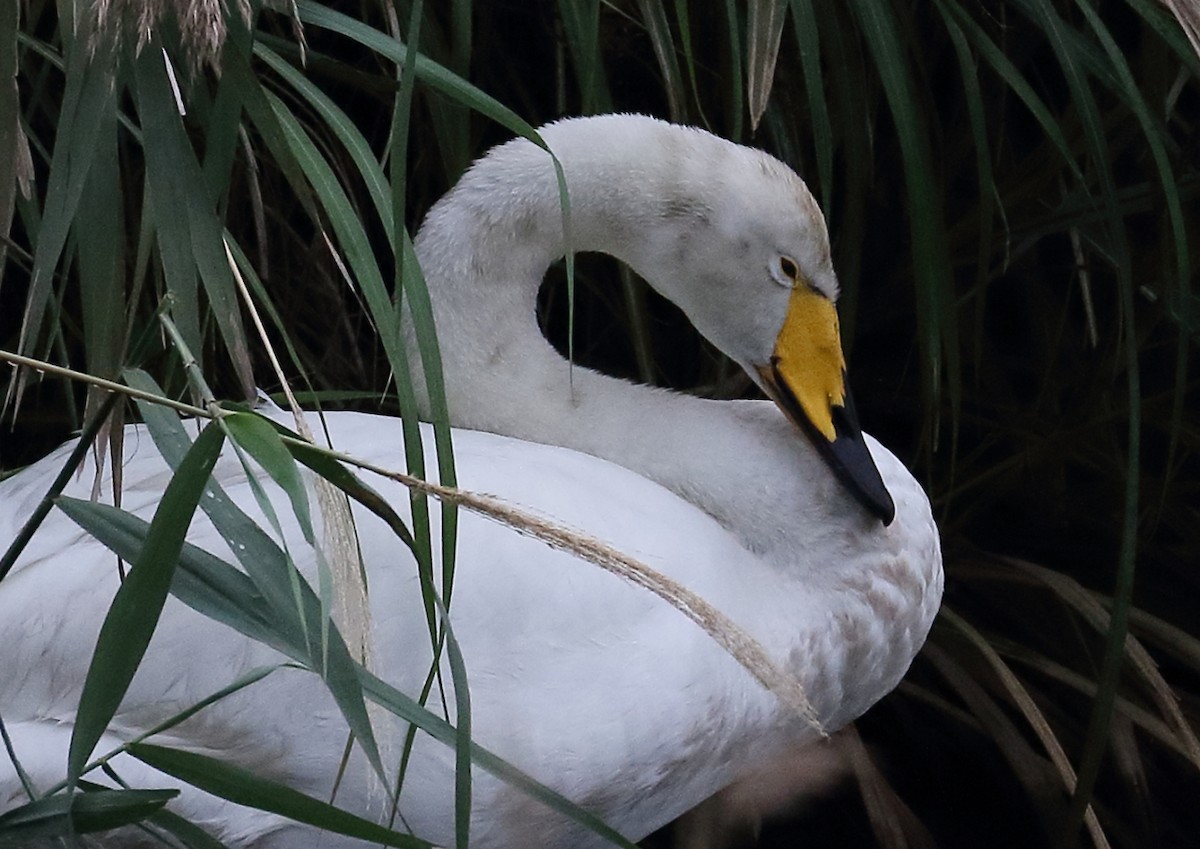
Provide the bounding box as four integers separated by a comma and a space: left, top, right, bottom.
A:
1, 0, 1198, 846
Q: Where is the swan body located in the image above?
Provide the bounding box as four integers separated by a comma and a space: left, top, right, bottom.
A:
0, 115, 942, 847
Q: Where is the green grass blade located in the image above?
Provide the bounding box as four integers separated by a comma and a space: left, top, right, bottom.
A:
0, 712, 37, 806
723, 0, 745, 139
252, 82, 462, 640
789, 0, 834, 211
939, 1, 1083, 179
132, 44, 253, 397
413, 3, 472, 182
817, 4, 869, 336
128, 744, 432, 849
223, 411, 316, 542
636, 0, 686, 121
673, 0, 712, 127
144, 807, 231, 849
1125, 0, 1200, 77
556, 0, 612, 113
389, 0, 440, 598
59, 477, 388, 793
218, 409, 330, 665
440, 598, 472, 849
450, 0, 472, 75
933, 0, 997, 427
254, 38, 464, 506
261, 90, 403, 375
76, 666, 289, 790
394, 233, 460, 603
56, 494, 637, 849
291, 0, 542, 141
268, 415, 436, 646
17, 666, 288, 823
258, 89, 442, 618
253, 43, 392, 228
125, 394, 388, 788
220, 235, 316, 392
132, 48, 202, 375
0, 388, 119, 582
746, 0, 788, 131
75, 91, 124, 390
56, 496, 299, 656
1075, 0, 1191, 482
358, 673, 640, 849
219, 31, 323, 228
66, 423, 225, 783
848, 0, 959, 436
385, 11, 471, 832
0, 0, 26, 297
280, 435, 418, 552
199, 11, 259, 208
0, 789, 177, 843
253, 26, 561, 561
17, 27, 115, 362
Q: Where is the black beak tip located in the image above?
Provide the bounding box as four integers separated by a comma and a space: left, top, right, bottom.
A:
827, 395, 895, 526
762, 363, 896, 526
828, 429, 896, 526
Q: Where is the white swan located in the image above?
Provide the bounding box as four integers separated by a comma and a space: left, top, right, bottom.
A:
0, 114, 942, 848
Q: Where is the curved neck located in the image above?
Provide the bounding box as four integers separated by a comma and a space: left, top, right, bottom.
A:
409, 117, 843, 552
415, 122, 681, 434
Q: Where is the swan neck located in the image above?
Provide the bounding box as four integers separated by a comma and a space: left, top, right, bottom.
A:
410, 119, 708, 431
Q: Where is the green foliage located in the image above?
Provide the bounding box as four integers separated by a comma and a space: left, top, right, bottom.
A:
1, 0, 1198, 847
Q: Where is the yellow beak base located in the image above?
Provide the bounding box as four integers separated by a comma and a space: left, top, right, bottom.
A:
760, 289, 895, 525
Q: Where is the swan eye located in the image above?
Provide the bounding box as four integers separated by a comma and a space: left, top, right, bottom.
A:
776, 256, 800, 287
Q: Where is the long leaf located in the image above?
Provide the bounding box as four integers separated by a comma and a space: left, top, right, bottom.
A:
673, 0, 712, 128
145, 807, 231, 849
789, 0, 834, 211
746, 0, 788, 130
937, 1, 1082, 179
57, 497, 637, 849
128, 744, 432, 849
0, 0, 28, 297
66, 423, 225, 782
636, 0, 686, 121
555, 0, 612, 114
0, 389, 119, 582
291, 0, 541, 143
848, 0, 959, 438
16, 21, 115, 367
0, 788, 177, 844
133, 43, 253, 397
75, 85, 124, 392
57, 495, 298, 655
120, 389, 388, 789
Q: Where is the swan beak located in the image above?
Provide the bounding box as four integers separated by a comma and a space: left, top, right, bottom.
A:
757, 288, 896, 525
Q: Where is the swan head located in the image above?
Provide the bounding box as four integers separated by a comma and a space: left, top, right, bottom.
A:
422, 115, 896, 524
611, 122, 896, 524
